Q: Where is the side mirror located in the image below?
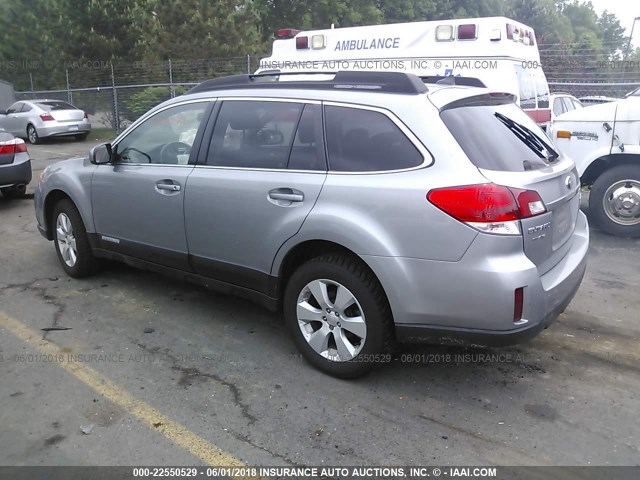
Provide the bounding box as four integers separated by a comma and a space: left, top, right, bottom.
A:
90, 143, 112, 165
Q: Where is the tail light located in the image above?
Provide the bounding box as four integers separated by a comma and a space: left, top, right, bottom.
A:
0, 138, 28, 155
40, 113, 54, 121
275, 28, 301, 39
427, 184, 547, 235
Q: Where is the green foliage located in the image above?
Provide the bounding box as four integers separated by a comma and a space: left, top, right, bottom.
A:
0, 0, 634, 89
125, 86, 187, 118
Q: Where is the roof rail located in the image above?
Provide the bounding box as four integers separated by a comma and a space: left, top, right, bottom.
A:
187, 71, 428, 95
421, 76, 486, 88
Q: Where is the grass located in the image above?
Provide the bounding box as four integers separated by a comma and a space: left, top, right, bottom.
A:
87, 128, 118, 141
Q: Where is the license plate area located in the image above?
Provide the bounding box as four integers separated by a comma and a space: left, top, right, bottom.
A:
552, 198, 578, 250
68, 125, 79, 131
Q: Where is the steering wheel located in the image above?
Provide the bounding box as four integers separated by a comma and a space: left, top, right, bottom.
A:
159, 142, 192, 164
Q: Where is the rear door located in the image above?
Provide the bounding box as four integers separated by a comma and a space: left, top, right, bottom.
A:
184, 99, 326, 294
441, 100, 580, 274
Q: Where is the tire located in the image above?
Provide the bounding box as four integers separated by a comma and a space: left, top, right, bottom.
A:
283, 253, 394, 378
75, 133, 89, 141
27, 124, 40, 144
52, 199, 101, 277
1, 184, 27, 199
589, 164, 640, 238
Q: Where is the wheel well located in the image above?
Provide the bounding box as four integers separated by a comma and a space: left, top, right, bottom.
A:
582, 154, 640, 186
277, 240, 380, 300
43, 190, 72, 240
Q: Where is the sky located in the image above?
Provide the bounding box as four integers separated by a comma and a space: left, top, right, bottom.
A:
586, 0, 640, 48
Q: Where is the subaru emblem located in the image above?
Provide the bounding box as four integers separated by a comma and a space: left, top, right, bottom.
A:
565, 175, 573, 190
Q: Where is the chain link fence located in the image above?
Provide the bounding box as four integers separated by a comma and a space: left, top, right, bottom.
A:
13, 56, 253, 132
10, 54, 640, 133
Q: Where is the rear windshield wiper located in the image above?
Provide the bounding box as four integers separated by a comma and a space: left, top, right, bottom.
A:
494, 112, 559, 162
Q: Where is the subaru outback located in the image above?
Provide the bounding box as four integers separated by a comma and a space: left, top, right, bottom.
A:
35, 72, 588, 377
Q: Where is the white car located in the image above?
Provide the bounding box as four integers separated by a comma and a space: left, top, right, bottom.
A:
550, 89, 640, 237
550, 93, 582, 123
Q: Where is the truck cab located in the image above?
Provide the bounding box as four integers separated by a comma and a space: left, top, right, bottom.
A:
550, 90, 640, 237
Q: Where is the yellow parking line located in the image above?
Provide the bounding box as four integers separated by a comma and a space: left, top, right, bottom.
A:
0, 311, 247, 469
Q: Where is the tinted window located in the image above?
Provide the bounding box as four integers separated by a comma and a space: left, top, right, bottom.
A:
288, 104, 325, 171
21, 104, 32, 112
35, 101, 76, 111
207, 101, 303, 169
115, 102, 208, 165
441, 103, 554, 172
553, 98, 565, 116
324, 106, 422, 172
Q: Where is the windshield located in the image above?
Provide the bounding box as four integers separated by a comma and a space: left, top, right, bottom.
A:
441, 102, 556, 172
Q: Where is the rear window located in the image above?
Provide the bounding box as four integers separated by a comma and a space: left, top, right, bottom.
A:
325, 106, 423, 172
35, 101, 76, 111
441, 103, 555, 172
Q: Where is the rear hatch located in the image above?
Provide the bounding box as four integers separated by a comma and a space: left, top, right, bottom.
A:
439, 94, 580, 275
36, 101, 85, 123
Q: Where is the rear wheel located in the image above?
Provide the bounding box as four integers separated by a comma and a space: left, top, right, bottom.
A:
590, 164, 640, 238
52, 199, 101, 277
283, 254, 394, 378
1, 184, 27, 199
27, 124, 39, 144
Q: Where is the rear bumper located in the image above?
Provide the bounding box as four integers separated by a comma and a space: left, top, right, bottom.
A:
363, 210, 589, 346
0, 156, 32, 188
38, 122, 91, 138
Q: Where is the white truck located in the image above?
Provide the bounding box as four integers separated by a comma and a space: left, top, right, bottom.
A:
258, 16, 552, 127
550, 89, 640, 237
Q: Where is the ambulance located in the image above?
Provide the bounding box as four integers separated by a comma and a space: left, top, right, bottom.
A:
258, 16, 551, 126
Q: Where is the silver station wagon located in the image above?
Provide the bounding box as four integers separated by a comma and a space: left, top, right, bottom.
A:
35, 72, 588, 377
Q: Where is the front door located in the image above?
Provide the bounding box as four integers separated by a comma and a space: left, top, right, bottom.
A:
91, 101, 212, 270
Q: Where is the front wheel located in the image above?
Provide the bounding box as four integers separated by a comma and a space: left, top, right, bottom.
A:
52, 199, 101, 277
589, 164, 640, 238
283, 254, 394, 378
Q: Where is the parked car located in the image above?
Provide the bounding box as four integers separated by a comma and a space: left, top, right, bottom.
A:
0, 99, 91, 144
578, 95, 618, 106
34, 72, 588, 377
550, 90, 640, 237
550, 93, 582, 123
0, 128, 31, 198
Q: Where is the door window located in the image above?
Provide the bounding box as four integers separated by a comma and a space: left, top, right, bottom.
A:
6, 102, 22, 114
207, 100, 304, 169
553, 98, 565, 116
115, 102, 209, 165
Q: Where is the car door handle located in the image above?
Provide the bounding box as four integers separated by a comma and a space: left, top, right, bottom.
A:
268, 189, 304, 202
155, 181, 181, 193
156, 183, 180, 191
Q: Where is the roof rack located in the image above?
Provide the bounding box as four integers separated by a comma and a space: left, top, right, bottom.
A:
421, 76, 486, 88
187, 71, 428, 95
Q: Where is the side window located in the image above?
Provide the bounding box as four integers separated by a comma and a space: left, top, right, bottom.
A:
325, 106, 423, 172
514, 65, 536, 109
207, 100, 303, 169
572, 99, 583, 109
21, 104, 32, 113
6, 102, 22, 114
553, 98, 565, 116
115, 102, 208, 165
288, 104, 325, 171
561, 97, 575, 113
